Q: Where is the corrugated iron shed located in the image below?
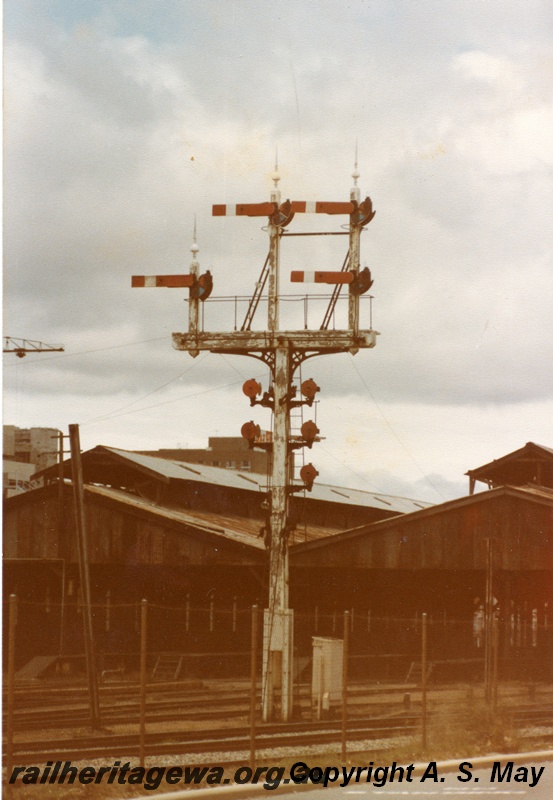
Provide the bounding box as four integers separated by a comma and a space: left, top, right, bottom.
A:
465, 441, 553, 493
86, 484, 339, 546
36, 445, 432, 516
291, 483, 553, 571
86, 484, 266, 550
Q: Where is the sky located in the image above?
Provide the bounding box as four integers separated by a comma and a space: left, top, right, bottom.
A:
3, 0, 553, 503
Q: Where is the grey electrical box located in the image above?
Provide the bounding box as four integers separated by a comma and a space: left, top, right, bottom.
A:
311, 636, 343, 719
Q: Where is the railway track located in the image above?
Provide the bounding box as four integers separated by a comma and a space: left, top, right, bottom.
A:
6, 706, 553, 765
7, 696, 553, 732
8, 720, 553, 766
7, 680, 551, 732
5, 678, 553, 766
7, 715, 420, 764
1, 681, 428, 731
8, 705, 553, 737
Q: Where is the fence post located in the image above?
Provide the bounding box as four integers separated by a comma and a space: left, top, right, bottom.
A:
341, 610, 350, 762
59, 564, 67, 657
484, 537, 494, 703
421, 612, 428, 753
105, 590, 111, 633
249, 605, 259, 770
209, 592, 215, 633
492, 614, 499, 714
6, 594, 18, 778
139, 599, 148, 768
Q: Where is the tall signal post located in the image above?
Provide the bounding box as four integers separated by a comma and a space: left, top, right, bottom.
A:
133, 162, 377, 720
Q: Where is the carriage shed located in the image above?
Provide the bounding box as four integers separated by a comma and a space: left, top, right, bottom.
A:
290, 481, 553, 680
4, 442, 551, 679
2, 445, 429, 668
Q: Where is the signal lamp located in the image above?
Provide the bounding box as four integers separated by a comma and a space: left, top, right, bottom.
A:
350, 267, 373, 296
198, 271, 213, 300
190, 271, 214, 300
358, 196, 376, 227
242, 379, 262, 399
300, 463, 319, 490
301, 420, 319, 446
241, 421, 261, 442
300, 378, 320, 400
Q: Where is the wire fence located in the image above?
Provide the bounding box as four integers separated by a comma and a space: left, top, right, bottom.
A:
3, 595, 553, 776
3, 596, 551, 681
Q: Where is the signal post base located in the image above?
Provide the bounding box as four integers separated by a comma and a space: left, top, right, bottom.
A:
262, 608, 294, 722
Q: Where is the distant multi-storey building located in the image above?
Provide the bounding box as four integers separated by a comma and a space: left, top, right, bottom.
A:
3, 425, 60, 497
138, 436, 271, 475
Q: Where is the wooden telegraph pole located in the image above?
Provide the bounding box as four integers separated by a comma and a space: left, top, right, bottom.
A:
132, 159, 378, 720
69, 423, 101, 728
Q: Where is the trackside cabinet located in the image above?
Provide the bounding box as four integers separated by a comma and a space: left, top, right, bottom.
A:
311, 636, 343, 719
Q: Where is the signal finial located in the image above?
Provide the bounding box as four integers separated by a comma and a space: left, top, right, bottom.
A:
271, 149, 281, 189
270, 149, 281, 204
190, 216, 199, 262
351, 141, 360, 202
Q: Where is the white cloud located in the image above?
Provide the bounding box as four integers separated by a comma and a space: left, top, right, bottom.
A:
3, 1, 552, 501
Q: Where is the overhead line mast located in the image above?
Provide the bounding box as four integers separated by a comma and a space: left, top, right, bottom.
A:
132, 159, 378, 721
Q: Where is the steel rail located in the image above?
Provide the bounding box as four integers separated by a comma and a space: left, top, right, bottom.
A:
7, 717, 420, 764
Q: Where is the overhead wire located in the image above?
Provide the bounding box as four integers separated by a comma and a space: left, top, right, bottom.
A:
347, 354, 447, 501
79, 353, 209, 426
79, 379, 242, 426
2, 336, 169, 367
79, 364, 268, 428
316, 441, 397, 496
4, 330, 266, 429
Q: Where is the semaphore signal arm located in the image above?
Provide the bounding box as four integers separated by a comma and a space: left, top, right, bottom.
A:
170, 186, 378, 365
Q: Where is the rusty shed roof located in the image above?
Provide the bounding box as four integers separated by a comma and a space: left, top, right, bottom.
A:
85, 483, 339, 547
465, 442, 553, 491
291, 483, 553, 565
39, 445, 432, 516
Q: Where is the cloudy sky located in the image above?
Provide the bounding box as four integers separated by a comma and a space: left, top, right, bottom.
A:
3, 0, 553, 502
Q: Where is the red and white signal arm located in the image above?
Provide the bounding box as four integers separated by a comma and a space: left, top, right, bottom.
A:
132, 272, 214, 300
289, 201, 354, 215
213, 200, 356, 218
213, 202, 276, 217
132, 275, 194, 288
290, 271, 354, 285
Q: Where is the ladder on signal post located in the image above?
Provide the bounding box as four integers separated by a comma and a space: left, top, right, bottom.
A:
131, 159, 378, 722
